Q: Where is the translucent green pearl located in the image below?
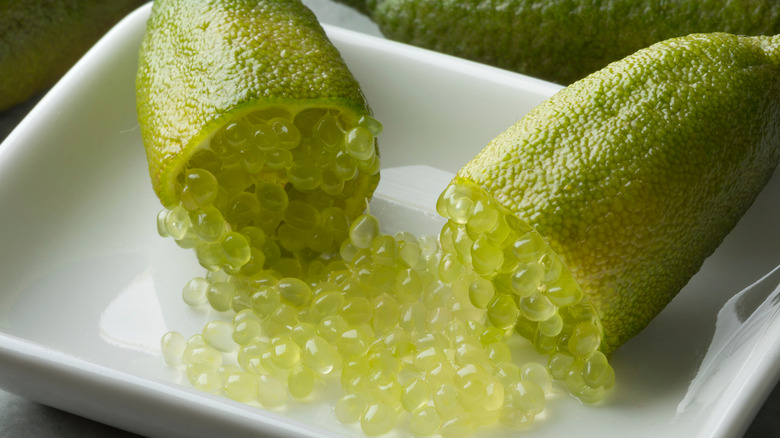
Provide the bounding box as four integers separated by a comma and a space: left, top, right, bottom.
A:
191, 206, 226, 243
468, 277, 495, 309
395, 268, 423, 304
315, 114, 343, 147
372, 294, 400, 335
333, 150, 358, 181
440, 415, 477, 438
287, 161, 322, 192
251, 286, 280, 316
350, 214, 380, 249
276, 277, 312, 307
309, 290, 344, 322
221, 231, 251, 269
160, 331, 186, 366
484, 378, 505, 411
357, 115, 383, 137
486, 293, 519, 330
371, 235, 397, 266
255, 181, 289, 212
235, 144, 265, 174
207, 281, 235, 312
466, 199, 499, 235
317, 315, 348, 343
320, 170, 344, 195
511, 262, 545, 297
270, 335, 301, 369
188, 366, 222, 393
471, 236, 504, 275
224, 370, 259, 402
538, 312, 564, 337
546, 275, 584, 307
582, 350, 612, 388
345, 126, 375, 161
356, 153, 380, 175
302, 335, 336, 375
360, 402, 396, 436
188, 148, 222, 175
264, 149, 293, 170
433, 384, 460, 417
180, 168, 219, 210
547, 352, 575, 380
236, 338, 270, 372
410, 406, 441, 436
438, 253, 463, 284
226, 192, 260, 227
164, 206, 191, 240
232, 317, 263, 346
182, 277, 210, 306
337, 326, 371, 358
341, 296, 373, 325
283, 201, 320, 231
520, 362, 553, 392
270, 117, 301, 150
519, 292, 557, 322
370, 369, 402, 407
335, 393, 367, 424
288, 364, 317, 399
568, 322, 602, 357
493, 362, 521, 387
252, 121, 280, 152
203, 320, 238, 352
256, 374, 287, 407
512, 232, 548, 262
507, 380, 545, 415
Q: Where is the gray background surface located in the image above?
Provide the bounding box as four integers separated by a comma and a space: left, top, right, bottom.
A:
0, 1, 777, 436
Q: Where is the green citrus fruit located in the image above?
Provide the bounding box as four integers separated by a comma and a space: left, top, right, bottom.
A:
445, 33, 780, 353
336, 0, 780, 84
0, 0, 145, 111
136, 0, 380, 273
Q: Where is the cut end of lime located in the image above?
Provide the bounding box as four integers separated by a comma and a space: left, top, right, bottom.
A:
436, 177, 614, 401
156, 104, 382, 274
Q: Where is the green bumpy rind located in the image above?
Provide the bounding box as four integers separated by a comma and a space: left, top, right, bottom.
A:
0, 0, 145, 111
459, 33, 780, 352
341, 0, 780, 85
136, 0, 371, 206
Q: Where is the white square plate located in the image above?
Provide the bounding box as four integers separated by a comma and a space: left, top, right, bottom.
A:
1, 4, 779, 437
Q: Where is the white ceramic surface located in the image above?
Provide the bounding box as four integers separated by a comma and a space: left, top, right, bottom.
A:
0, 3, 779, 437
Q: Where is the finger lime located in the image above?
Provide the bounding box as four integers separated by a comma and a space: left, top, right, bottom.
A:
0, 0, 145, 110
336, 0, 780, 84
136, 0, 381, 272
452, 33, 780, 353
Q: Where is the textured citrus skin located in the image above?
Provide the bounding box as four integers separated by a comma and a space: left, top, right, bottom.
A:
339, 0, 780, 85
136, 0, 373, 206
459, 33, 780, 352
0, 0, 145, 111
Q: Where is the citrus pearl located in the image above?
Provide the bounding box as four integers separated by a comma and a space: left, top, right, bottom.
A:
345, 126, 375, 161
350, 214, 380, 249
161, 331, 186, 366
270, 117, 301, 150
360, 402, 396, 436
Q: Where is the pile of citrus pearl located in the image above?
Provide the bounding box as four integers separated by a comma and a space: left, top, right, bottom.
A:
436, 178, 614, 403
158, 111, 614, 436
156, 106, 381, 275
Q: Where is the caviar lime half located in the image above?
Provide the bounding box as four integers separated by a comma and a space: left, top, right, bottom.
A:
137, 0, 381, 273
457, 33, 780, 353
